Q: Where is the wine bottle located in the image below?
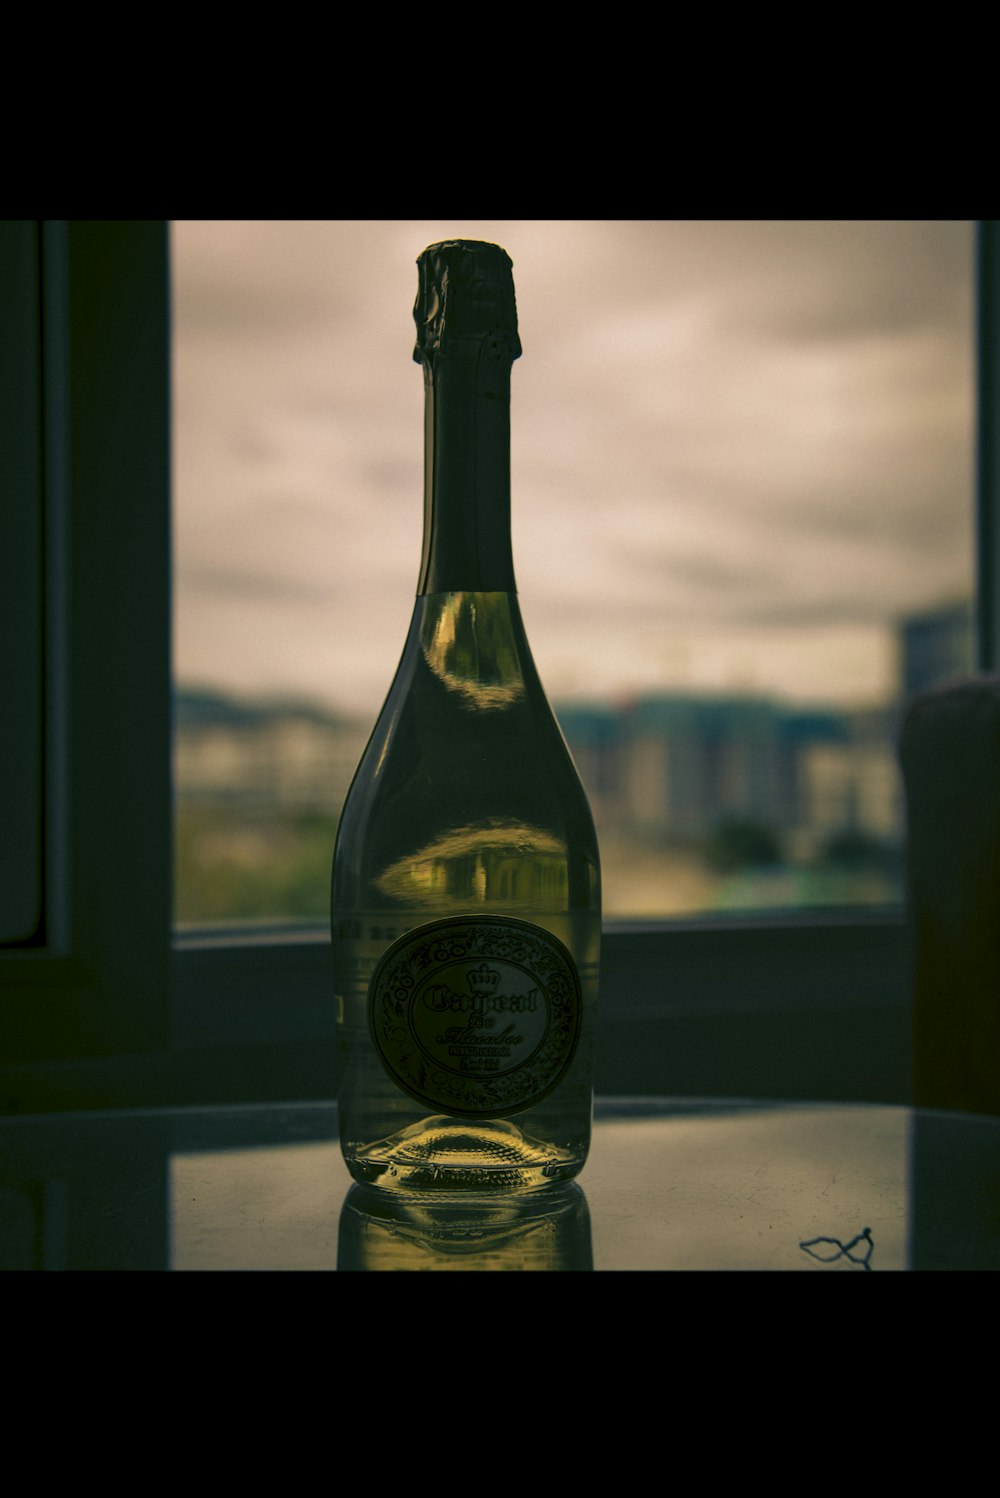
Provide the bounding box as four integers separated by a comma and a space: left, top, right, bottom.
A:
331, 239, 600, 1191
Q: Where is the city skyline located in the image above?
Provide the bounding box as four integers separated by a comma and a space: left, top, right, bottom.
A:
172, 220, 973, 718
173, 593, 971, 921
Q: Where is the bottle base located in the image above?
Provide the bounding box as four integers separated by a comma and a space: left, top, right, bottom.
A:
342, 1114, 585, 1192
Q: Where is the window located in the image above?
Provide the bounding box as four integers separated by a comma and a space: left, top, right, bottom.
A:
172, 221, 972, 928
2, 220, 987, 1112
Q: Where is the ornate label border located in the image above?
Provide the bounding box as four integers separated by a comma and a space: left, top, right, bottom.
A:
368, 915, 583, 1119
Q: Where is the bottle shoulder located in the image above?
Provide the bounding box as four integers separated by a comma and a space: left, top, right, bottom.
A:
345, 592, 586, 799
333, 592, 600, 908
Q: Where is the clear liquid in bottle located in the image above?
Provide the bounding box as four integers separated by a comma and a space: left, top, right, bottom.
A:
331, 242, 600, 1191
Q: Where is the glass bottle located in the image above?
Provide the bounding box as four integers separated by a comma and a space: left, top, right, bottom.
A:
331, 240, 600, 1190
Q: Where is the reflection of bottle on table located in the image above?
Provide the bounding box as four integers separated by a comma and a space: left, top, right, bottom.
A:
337, 1181, 593, 1271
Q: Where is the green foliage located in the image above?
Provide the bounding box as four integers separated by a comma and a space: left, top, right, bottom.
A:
175, 803, 902, 926
703, 817, 782, 873
174, 804, 337, 924
819, 828, 893, 869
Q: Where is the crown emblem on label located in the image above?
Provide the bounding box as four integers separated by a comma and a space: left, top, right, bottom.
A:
466, 963, 501, 992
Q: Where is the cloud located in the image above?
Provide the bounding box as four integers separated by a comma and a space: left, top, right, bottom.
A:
171, 220, 974, 714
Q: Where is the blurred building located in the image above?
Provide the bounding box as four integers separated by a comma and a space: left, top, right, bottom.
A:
174, 690, 367, 812
784, 705, 899, 852
621, 696, 786, 836
899, 599, 973, 700
175, 679, 909, 858
558, 693, 903, 852
552, 703, 621, 830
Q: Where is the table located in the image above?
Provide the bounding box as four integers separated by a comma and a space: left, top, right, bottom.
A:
1, 1098, 996, 1269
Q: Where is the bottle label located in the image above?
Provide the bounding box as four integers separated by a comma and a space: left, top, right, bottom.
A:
368, 915, 582, 1119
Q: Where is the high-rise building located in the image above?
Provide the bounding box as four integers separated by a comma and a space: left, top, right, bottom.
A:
899, 600, 974, 701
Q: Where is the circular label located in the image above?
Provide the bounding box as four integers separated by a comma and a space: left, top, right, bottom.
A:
368, 916, 582, 1119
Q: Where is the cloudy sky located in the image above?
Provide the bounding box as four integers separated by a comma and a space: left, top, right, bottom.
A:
171, 220, 973, 719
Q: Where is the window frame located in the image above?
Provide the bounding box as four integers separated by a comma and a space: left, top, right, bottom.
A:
978, 221, 1000, 671
0, 221, 171, 1105
3, 218, 988, 1113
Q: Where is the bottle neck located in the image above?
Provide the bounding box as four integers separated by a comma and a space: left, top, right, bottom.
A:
417, 336, 517, 596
